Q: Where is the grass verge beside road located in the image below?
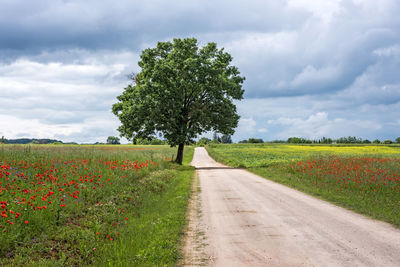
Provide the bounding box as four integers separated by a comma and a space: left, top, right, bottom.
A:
98, 163, 194, 266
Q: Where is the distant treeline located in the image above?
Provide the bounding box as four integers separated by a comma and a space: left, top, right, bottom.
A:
286, 136, 400, 144
235, 136, 400, 144
238, 138, 264, 144
1, 138, 69, 144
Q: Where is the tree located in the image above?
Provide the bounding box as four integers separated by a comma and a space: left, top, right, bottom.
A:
135, 138, 166, 145
320, 137, 333, 144
107, 136, 120, 145
197, 137, 211, 146
248, 138, 264, 143
0, 136, 5, 144
212, 132, 222, 143
212, 132, 219, 143
221, 134, 232, 144
373, 139, 381, 144
395, 137, 400, 144
112, 38, 245, 164
287, 137, 311, 144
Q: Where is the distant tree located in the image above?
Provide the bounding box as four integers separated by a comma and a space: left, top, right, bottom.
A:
238, 140, 248, 143
395, 137, 400, 144
383, 140, 393, 144
212, 132, 217, 141
248, 138, 264, 143
107, 136, 120, 145
221, 134, 232, 144
197, 137, 211, 146
212, 132, 221, 143
362, 139, 371, 144
335, 136, 363, 144
373, 139, 381, 144
5, 138, 61, 144
287, 137, 311, 144
270, 140, 286, 143
112, 38, 245, 164
52, 141, 63, 145
150, 138, 166, 145
0, 136, 5, 144
320, 137, 333, 144
134, 137, 166, 145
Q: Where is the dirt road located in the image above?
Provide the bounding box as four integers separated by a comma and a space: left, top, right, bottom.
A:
184, 147, 400, 266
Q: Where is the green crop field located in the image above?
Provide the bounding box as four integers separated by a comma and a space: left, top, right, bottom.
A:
0, 144, 194, 266
206, 143, 400, 227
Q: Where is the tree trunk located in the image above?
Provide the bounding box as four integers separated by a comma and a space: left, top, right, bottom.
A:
175, 143, 185, 165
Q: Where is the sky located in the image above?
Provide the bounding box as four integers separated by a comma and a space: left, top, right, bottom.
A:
1, 0, 399, 143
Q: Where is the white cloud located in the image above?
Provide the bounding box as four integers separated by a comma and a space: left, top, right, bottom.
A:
266, 112, 381, 139
0, 114, 81, 139
373, 44, 400, 57
287, 0, 342, 23
234, 118, 258, 140
287, 65, 340, 88
238, 118, 256, 131
0, 113, 128, 144
0, 51, 137, 142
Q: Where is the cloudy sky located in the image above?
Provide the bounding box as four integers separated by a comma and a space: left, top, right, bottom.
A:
1, 0, 399, 143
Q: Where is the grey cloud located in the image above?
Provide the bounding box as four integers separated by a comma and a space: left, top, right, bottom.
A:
227, 1, 400, 98
0, 0, 305, 54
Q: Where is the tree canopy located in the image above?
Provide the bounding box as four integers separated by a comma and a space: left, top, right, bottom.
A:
106, 136, 120, 145
112, 38, 245, 163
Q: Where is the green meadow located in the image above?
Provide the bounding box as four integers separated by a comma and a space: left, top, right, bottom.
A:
0, 144, 194, 266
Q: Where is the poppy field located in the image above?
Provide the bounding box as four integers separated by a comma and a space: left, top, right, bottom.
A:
0, 144, 194, 265
207, 144, 400, 227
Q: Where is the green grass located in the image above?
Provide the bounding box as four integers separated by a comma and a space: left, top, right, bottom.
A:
206, 144, 400, 228
98, 165, 194, 266
0, 144, 195, 266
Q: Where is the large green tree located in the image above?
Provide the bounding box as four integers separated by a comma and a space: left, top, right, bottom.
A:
112, 38, 245, 164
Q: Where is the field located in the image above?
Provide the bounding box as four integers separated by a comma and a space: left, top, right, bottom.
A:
207, 144, 400, 227
0, 144, 194, 266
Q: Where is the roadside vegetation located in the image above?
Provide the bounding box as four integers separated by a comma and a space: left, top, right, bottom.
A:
206, 143, 400, 227
0, 144, 194, 266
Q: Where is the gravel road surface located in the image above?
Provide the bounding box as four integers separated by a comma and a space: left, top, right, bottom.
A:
184, 147, 400, 266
